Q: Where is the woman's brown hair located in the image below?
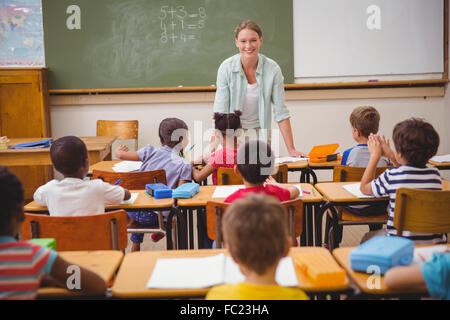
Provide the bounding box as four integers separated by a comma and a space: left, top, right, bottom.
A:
235, 20, 263, 39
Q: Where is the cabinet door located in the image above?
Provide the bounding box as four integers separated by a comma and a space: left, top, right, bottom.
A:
0, 69, 51, 200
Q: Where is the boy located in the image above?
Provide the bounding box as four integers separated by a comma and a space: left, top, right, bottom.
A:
225, 140, 299, 203
206, 194, 308, 300
0, 166, 107, 299
34, 136, 130, 216
384, 252, 450, 300
340, 106, 390, 232
360, 118, 445, 244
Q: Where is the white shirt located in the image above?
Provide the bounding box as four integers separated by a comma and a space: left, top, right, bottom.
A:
240, 82, 260, 129
33, 177, 125, 216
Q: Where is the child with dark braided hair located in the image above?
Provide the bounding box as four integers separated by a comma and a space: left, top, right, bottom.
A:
193, 110, 242, 185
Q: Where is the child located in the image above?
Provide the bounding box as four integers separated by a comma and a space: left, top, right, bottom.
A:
341, 106, 390, 231
360, 118, 445, 244
0, 166, 107, 299
225, 140, 299, 203
206, 194, 308, 300
33, 136, 130, 216
384, 252, 450, 300
193, 111, 242, 185
115, 118, 192, 251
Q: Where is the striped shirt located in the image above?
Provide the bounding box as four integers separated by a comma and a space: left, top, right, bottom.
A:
0, 236, 57, 300
370, 165, 446, 244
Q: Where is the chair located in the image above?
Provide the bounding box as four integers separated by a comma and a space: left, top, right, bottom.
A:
325, 165, 391, 250
206, 198, 303, 248
91, 169, 171, 244
97, 120, 139, 159
216, 164, 289, 185
393, 188, 450, 236
22, 210, 128, 251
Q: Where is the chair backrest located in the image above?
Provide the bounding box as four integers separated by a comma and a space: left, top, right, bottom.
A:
216, 167, 243, 185
333, 165, 390, 182
216, 164, 289, 185
22, 210, 128, 251
393, 188, 450, 236
206, 198, 303, 248
96, 120, 138, 140
92, 169, 167, 189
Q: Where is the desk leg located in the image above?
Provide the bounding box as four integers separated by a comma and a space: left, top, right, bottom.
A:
314, 202, 339, 250
197, 208, 204, 249
165, 207, 180, 250
175, 207, 188, 249
300, 168, 318, 185
188, 209, 194, 249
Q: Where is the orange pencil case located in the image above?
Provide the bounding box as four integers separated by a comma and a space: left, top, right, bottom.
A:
294, 252, 347, 287
308, 143, 341, 163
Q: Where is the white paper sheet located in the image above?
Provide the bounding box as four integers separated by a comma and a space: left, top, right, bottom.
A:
212, 185, 246, 198
430, 154, 450, 163
120, 192, 139, 204
411, 245, 449, 265
112, 161, 142, 172
293, 184, 303, 197
146, 254, 226, 289
342, 182, 375, 199
275, 157, 309, 164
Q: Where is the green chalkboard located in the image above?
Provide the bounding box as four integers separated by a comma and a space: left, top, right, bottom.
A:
42, 0, 294, 90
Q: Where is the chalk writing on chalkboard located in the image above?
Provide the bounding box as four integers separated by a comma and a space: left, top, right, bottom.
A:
159, 6, 206, 45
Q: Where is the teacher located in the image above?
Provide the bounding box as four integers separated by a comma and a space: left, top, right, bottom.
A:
213, 20, 306, 157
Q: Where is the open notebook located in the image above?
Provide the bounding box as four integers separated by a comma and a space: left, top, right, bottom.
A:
112, 161, 142, 172
146, 254, 298, 289
342, 182, 375, 199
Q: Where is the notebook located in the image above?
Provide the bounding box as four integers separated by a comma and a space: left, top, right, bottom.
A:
120, 193, 139, 204
10, 138, 53, 149
342, 182, 375, 199
146, 254, 298, 289
112, 161, 142, 172
430, 154, 450, 163
275, 156, 308, 164
212, 185, 246, 198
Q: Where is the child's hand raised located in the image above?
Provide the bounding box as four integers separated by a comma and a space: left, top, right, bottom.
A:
367, 133, 382, 159
115, 144, 129, 158
379, 135, 393, 157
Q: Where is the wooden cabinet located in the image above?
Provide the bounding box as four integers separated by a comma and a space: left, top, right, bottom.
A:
0, 68, 52, 200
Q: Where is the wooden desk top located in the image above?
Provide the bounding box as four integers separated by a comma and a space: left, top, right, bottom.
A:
24, 190, 174, 212
307, 160, 341, 168
442, 179, 450, 191
428, 158, 450, 168
315, 182, 388, 203
88, 160, 122, 174
332, 246, 449, 296
38, 250, 123, 298
111, 247, 349, 298
284, 160, 308, 169
176, 184, 323, 207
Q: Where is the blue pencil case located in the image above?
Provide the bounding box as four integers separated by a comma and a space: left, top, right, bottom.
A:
145, 183, 172, 199
172, 182, 199, 198
350, 236, 414, 274
10, 138, 53, 149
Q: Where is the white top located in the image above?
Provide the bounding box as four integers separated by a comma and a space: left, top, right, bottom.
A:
240, 82, 260, 129
33, 177, 125, 216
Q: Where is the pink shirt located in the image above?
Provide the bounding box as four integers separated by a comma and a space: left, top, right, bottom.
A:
224, 184, 291, 203
207, 148, 238, 185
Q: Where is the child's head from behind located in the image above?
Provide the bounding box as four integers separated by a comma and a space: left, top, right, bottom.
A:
158, 118, 189, 151
350, 106, 380, 139
236, 140, 274, 184
223, 193, 289, 275
213, 110, 242, 139
392, 118, 439, 167
0, 167, 24, 236
50, 136, 88, 177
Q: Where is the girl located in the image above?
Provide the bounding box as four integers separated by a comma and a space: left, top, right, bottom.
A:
193, 111, 242, 185
115, 118, 192, 251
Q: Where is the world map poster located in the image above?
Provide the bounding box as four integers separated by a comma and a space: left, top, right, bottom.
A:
0, 0, 44, 66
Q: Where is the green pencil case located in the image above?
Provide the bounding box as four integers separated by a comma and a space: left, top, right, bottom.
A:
29, 238, 57, 250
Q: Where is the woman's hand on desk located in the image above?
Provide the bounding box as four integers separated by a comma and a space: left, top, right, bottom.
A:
288, 149, 308, 158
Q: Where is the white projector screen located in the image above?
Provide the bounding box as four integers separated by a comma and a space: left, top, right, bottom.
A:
293, 0, 444, 81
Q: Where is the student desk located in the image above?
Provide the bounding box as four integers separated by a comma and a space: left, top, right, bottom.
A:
24, 191, 179, 250
111, 247, 350, 299
175, 184, 323, 249
0, 136, 116, 166
314, 182, 389, 247
285, 159, 341, 185
88, 160, 122, 175
37, 250, 123, 299
333, 245, 450, 298
428, 159, 450, 170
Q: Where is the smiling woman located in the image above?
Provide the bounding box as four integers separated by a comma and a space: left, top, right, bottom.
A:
213, 20, 306, 157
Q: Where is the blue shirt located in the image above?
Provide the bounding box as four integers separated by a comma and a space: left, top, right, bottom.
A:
341, 144, 390, 167
213, 53, 290, 138
421, 252, 450, 300
137, 145, 192, 189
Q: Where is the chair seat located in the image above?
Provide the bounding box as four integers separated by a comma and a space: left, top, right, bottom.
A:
327, 208, 388, 222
